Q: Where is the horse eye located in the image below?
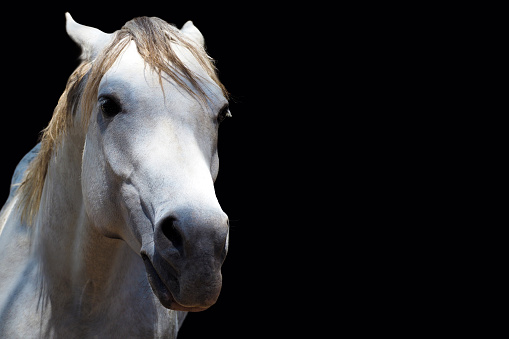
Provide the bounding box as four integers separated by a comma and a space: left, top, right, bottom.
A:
217, 105, 231, 124
99, 97, 121, 117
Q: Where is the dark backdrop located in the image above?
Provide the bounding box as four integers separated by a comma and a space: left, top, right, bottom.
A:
0, 3, 293, 338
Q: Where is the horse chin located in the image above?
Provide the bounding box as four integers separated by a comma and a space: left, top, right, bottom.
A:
141, 254, 210, 312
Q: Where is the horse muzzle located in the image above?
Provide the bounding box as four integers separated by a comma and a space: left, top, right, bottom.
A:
140, 207, 229, 311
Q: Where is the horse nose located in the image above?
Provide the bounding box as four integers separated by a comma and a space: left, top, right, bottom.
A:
159, 216, 185, 256
155, 208, 229, 262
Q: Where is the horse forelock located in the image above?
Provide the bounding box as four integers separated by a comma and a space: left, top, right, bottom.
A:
18, 16, 228, 224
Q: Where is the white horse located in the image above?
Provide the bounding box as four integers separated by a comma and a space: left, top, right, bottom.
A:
0, 13, 230, 338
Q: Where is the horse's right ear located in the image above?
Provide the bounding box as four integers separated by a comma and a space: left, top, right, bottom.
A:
65, 12, 112, 61
181, 21, 205, 47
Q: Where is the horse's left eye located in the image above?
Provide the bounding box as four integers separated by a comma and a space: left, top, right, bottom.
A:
217, 105, 231, 124
99, 97, 121, 117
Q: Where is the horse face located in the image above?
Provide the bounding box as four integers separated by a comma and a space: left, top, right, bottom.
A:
81, 41, 229, 312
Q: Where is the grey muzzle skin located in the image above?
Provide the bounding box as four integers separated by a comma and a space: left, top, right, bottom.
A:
141, 207, 229, 311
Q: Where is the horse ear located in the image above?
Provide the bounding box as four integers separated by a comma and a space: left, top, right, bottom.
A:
65, 12, 112, 61
181, 21, 205, 47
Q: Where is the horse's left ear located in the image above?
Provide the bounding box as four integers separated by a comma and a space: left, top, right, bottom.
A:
65, 12, 112, 61
181, 21, 205, 47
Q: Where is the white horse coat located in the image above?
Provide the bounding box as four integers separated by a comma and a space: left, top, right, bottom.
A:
0, 13, 230, 338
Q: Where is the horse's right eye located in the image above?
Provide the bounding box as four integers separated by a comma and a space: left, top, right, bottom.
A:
217, 104, 231, 124
99, 97, 121, 117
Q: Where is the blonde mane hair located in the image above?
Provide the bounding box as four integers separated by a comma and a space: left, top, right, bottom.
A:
18, 16, 228, 224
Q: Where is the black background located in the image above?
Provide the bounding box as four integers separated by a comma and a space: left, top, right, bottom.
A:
0, 3, 302, 338
0, 5, 474, 337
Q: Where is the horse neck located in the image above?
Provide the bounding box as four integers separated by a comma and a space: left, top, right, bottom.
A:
32, 129, 140, 315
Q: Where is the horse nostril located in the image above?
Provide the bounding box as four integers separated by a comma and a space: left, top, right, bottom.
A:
160, 217, 184, 255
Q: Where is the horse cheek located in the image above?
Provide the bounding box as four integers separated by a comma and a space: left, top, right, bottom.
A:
81, 140, 122, 239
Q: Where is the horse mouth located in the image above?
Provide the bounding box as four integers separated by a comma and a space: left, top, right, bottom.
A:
141, 253, 209, 312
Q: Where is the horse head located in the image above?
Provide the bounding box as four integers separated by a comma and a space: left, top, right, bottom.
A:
67, 14, 230, 312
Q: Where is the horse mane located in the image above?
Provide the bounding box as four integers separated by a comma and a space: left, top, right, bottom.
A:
18, 16, 228, 224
